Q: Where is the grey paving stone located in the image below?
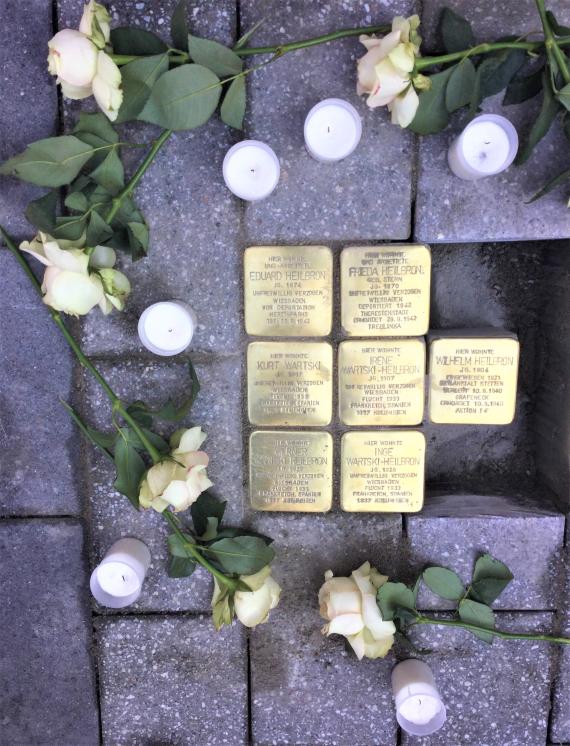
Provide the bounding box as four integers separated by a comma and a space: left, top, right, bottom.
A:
241, 0, 416, 244
401, 612, 556, 746
0, 520, 99, 745
407, 493, 565, 611
0, 0, 57, 238
0, 251, 82, 516
97, 615, 248, 746
83, 356, 243, 612
415, 0, 570, 243
550, 519, 570, 743
248, 512, 402, 746
57, 0, 242, 356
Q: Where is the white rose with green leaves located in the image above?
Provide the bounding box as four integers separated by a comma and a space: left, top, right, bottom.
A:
357, 15, 424, 127
319, 562, 396, 659
47, 2, 122, 121
139, 426, 213, 513
19, 233, 130, 317
211, 566, 281, 629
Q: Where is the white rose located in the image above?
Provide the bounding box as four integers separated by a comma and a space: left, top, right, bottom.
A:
79, 0, 111, 48
356, 15, 422, 128
319, 562, 396, 660
234, 566, 282, 627
92, 51, 123, 121
139, 427, 213, 513
20, 233, 104, 316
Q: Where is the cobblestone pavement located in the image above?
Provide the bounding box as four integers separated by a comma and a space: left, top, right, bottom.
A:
1, 1, 570, 745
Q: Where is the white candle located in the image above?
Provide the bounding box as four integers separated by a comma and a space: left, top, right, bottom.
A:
222, 140, 280, 201
392, 659, 447, 736
447, 114, 518, 180
90, 538, 151, 609
304, 98, 362, 163
138, 301, 197, 356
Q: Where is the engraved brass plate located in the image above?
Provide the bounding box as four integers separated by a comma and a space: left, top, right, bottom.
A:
247, 341, 333, 426
244, 245, 333, 337
249, 430, 333, 511
341, 430, 425, 512
428, 335, 519, 424
341, 245, 431, 336
338, 338, 426, 426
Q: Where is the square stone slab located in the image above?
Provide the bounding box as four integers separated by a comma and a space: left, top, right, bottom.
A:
0, 520, 99, 744
402, 612, 556, 746
407, 494, 565, 610
97, 616, 247, 745
0, 252, 81, 516
248, 512, 402, 746
241, 0, 416, 243
415, 0, 570, 242
82, 357, 243, 612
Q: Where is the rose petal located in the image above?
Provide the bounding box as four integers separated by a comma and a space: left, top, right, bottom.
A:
388, 84, 419, 128
323, 613, 365, 637
176, 426, 208, 454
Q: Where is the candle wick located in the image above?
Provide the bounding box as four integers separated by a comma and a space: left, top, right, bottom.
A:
484, 140, 491, 145
327, 126, 331, 133
121, 575, 127, 582
168, 328, 173, 333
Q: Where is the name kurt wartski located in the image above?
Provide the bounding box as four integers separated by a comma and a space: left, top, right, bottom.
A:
256, 359, 323, 371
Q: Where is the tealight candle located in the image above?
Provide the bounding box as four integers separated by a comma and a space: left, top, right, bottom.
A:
392, 659, 447, 737
447, 114, 518, 180
138, 301, 197, 356
90, 538, 151, 609
304, 98, 362, 163
222, 140, 280, 201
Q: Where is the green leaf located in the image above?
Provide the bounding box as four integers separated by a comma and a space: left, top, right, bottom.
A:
64, 191, 89, 213
207, 536, 274, 575
503, 65, 544, 105
191, 492, 227, 536
0, 136, 95, 187
188, 35, 243, 76
470, 554, 513, 605
477, 48, 526, 100
458, 598, 495, 643
409, 68, 453, 135
557, 82, 570, 111
25, 190, 58, 232
221, 76, 247, 129
171, 0, 189, 51
235, 18, 265, 50
90, 148, 124, 195
126, 400, 154, 428
200, 516, 219, 541
152, 359, 200, 421
168, 532, 196, 557
423, 566, 465, 601
439, 7, 475, 53
110, 27, 167, 55
377, 582, 416, 622
445, 59, 476, 112
127, 221, 149, 260
169, 555, 196, 578
116, 54, 170, 123
212, 588, 233, 630
113, 437, 146, 509
139, 64, 222, 131
120, 426, 169, 455
53, 215, 87, 242
546, 10, 570, 36
74, 112, 119, 145
516, 74, 560, 164
86, 211, 113, 246
528, 166, 570, 203
60, 400, 115, 462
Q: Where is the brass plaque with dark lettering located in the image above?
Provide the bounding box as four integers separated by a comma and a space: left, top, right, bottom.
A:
247, 341, 333, 426
244, 246, 333, 336
428, 333, 519, 424
341, 430, 425, 512
249, 430, 333, 511
339, 338, 425, 426
341, 245, 431, 336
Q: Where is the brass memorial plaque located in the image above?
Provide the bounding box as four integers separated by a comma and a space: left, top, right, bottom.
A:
249, 431, 333, 511
244, 245, 333, 336
341, 244, 431, 336
341, 430, 425, 512
247, 341, 333, 426
338, 338, 426, 426
428, 332, 519, 424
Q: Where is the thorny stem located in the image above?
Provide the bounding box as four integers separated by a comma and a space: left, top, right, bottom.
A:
415, 615, 570, 645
